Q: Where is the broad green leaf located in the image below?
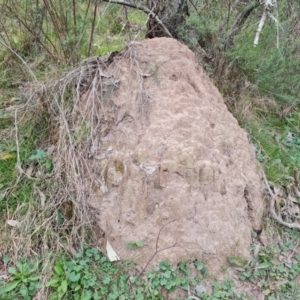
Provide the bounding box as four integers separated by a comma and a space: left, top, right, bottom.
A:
46, 160, 53, 172
60, 280, 68, 294
46, 277, 61, 287
73, 265, 82, 272
69, 272, 80, 282
54, 264, 63, 275
8, 267, 17, 275
20, 285, 29, 297
256, 262, 272, 269
28, 274, 41, 281
56, 211, 64, 225
103, 275, 111, 285
137, 240, 144, 247
82, 290, 92, 300
3, 280, 19, 292
28, 149, 47, 163
16, 261, 25, 273
2, 255, 11, 264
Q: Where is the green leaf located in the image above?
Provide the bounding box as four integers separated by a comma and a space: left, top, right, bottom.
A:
54, 264, 63, 275
73, 265, 83, 272
82, 290, 92, 300
164, 270, 171, 279
103, 275, 111, 285
136, 240, 144, 247
28, 274, 41, 281
56, 210, 64, 225
2, 255, 11, 264
256, 262, 272, 270
93, 292, 101, 300
74, 284, 81, 292
20, 285, 29, 298
28, 149, 47, 163
60, 280, 68, 294
126, 242, 133, 249
3, 280, 20, 292
46, 160, 53, 173
74, 252, 83, 259
16, 261, 25, 272
239, 275, 246, 281
46, 277, 61, 287
8, 267, 17, 275
69, 272, 80, 282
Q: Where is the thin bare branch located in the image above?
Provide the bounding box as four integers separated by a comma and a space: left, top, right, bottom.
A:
254, 6, 268, 47
227, 1, 260, 49
0, 39, 37, 81
102, 0, 172, 37
138, 219, 178, 276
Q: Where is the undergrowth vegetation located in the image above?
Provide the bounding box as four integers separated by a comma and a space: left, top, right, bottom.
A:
1, 0, 300, 299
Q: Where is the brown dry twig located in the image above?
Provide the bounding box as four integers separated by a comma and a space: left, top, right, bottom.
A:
102, 0, 172, 37
292, 167, 300, 198
136, 219, 178, 278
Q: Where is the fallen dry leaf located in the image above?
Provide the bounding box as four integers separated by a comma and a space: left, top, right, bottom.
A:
36, 188, 46, 207
26, 166, 34, 177
106, 240, 120, 262
47, 145, 56, 156
253, 244, 260, 258
6, 220, 21, 228
0, 153, 14, 160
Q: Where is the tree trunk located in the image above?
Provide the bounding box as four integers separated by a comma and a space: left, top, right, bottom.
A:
146, 0, 189, 38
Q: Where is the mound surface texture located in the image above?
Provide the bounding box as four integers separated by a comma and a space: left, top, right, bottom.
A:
86, 38, 264, 275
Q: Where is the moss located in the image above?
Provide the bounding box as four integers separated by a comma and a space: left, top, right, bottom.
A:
227, 256, 248, 267
114, 160, 125, 175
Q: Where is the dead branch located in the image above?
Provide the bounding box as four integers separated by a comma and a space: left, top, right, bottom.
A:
102, 0, 172, 37
262, 172, 300, 230
226, 0, 260, 49
293, 167, 300, 198
0, 39, 37, 81
253, 6, 268, 47
231, 0, 242, 12
218, 0, 242, 35
138, 219, 178, 277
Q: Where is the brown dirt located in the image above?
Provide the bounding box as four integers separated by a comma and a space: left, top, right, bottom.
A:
75, 38, 265, 277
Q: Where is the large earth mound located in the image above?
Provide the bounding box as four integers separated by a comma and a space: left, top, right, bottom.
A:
68, 38, 265, 276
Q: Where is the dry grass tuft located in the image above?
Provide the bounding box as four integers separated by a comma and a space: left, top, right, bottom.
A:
1, 43, 150, 263
0, 42, 154, 299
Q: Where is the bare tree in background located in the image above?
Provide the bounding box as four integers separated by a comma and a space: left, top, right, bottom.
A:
146, 0, 189, 38
103, 0, 189, 38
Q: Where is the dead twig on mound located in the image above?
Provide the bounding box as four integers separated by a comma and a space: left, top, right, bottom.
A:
262, 172, 300, 230
137, 219, 178, 278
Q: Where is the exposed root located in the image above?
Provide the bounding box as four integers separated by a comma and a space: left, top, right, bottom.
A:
292, 167, 300, 198
262, 172, 300, 230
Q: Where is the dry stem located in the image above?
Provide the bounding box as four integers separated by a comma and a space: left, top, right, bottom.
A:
262, 172, 300, 230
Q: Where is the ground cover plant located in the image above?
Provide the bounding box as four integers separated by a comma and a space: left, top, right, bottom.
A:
0, 247, 250, 300
1, 1, 300, 299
